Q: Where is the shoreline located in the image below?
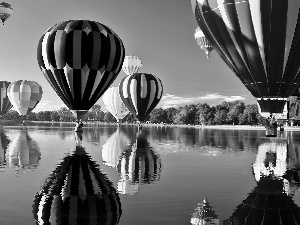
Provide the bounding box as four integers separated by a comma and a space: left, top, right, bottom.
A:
2, 120, 300, 131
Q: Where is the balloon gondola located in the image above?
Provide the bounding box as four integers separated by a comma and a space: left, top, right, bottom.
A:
117, 129, 161, 195
0, 2, 12, 25
119, 73, 163, 125
122, 55, 143, 76
194, 26, 214, 59
103, 86, 129, 124
37, 20, 125, 131
32, 135, 122, 224
191, 1, 300, 115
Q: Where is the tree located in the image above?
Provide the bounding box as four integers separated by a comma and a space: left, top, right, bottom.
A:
59, 107, 74, 122
240, 104, 259, 125
51, 111, 60, 122
197, 103, 215, 125
227, 101, 245, 124
104, 112, 116, 122
149, 108, 167, 123
165, 107, 178, 124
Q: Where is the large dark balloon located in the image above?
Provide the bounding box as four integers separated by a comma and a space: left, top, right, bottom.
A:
0, 81, 12, 115
119, 73, 163, 122
32, 144, 122, 224
37, 20, 125, 119
191, 0, 300, 113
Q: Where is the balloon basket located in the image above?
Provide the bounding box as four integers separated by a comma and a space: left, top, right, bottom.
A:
265, 126, 277, 137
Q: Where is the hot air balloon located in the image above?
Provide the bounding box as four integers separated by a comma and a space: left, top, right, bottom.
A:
194, 26, 214, 58
0, 127, 10, 167
0, 81, 12, 115
117, 129, 161, 195
0, 2, 12, 25
190, 198, 219, 225
103, 86, 129, 123
102, 128, 130, 168
6, 129, 40, 173
7, 80, 43, 116
122, 55, 143, 76
32, 137, 122, 224
119, 73, 163, 123
191, 1, 300, 115
37, 20, 125, 121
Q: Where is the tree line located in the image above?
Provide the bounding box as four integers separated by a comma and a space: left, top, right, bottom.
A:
0, 101, 268, 126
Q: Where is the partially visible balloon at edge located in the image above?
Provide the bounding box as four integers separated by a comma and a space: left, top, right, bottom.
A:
0, 2, 13, 25
7, 80, 43, 116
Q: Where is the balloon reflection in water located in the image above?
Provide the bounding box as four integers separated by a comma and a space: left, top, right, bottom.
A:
117, 130, 162, 195
190, 197, 219, 225
33, 133, 122, 225
102, 128, 130, 168
6, 129, 40, 172
0, 127, 10, 167
224, 138, 300, 224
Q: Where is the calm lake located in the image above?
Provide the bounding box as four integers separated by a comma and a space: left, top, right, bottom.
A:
0, 123, 300, 225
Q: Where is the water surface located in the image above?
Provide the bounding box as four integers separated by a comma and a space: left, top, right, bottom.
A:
0, 124, 299, 224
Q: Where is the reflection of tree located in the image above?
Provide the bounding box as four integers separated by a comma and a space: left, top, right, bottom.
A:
0, 127, 10, 166
117, 129, 162, 195
32, 144, 121, 225
5, 130, 40, 172
102, 128, 130, 168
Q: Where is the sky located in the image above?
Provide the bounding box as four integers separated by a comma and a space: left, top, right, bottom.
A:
0, 0, 256, 112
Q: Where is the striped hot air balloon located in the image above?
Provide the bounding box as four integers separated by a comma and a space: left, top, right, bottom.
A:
103, 86, 129, 123
191, 0, 300, 114
37, 20, 125, 120
194, 26, 213, 58
117, 130, 162, 187
0, 2, 12, 25
122, 55, 143, 76
119, 73, 163, 122
32, 145, 122, 225
7, 80, 43, 116
0, 81, 12, 115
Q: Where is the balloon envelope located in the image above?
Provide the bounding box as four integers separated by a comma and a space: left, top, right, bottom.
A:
0, 81, 12, 115
119, 73, 163, 122
37, 20, 125, 119
7, 80, 43, 115
194, 26, 213, 58
0, 2, 12, 25
33, 145, 122, 224
103, 86, 129, 122
122, 55, 143, 76
191, 0, 300, 113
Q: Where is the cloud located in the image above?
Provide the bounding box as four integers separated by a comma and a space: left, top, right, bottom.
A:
157, 93, 246, 109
